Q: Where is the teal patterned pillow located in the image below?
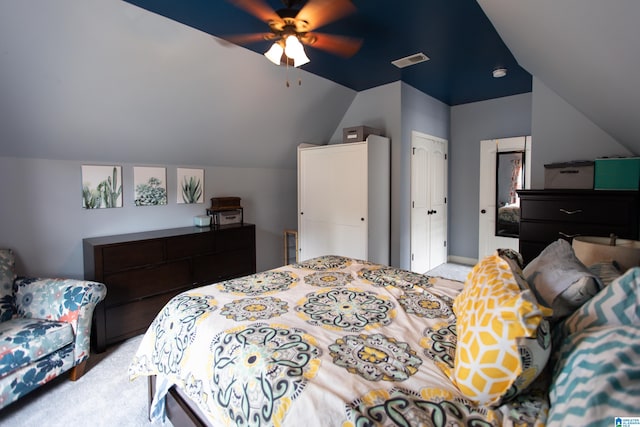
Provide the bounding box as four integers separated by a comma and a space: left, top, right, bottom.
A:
0, 249, 17, 321
548, 325, 640, 425
561, 266, 640, 335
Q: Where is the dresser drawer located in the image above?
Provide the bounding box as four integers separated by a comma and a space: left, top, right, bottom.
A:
166, 232, 214, 260
102, 240, 165, 273
519, 221, 632, 244
519, 198, 631, 225
216, 226, 254, 252
104, 291, 181, 342
193, 248, 255, 284
103, 260, 191, 306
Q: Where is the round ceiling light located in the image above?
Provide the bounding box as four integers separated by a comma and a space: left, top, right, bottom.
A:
492, 68, 507, 78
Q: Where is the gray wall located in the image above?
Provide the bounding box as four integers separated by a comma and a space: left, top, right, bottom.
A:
327, 82, 450, 269
0, 0, 355, 277
1, 1, 631, 276
449, 93, 533, 261
399, 83, 450, 269
0, 1, 356, 170
0, 157, 296, 278
329, 82, 402, 266
530, 78, 633, 188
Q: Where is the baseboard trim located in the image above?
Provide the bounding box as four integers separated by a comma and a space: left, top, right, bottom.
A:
447, 255, 476, 266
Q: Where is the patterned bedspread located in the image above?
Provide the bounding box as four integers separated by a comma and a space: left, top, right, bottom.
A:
129, 256, 548, 426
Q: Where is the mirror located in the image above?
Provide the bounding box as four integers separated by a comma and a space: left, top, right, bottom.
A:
496, 151, 525, 237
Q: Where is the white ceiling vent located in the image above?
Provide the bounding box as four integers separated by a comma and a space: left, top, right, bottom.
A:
391, 52, 430, 68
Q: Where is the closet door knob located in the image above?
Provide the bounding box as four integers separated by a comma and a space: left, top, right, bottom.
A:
481, 209, 486, 214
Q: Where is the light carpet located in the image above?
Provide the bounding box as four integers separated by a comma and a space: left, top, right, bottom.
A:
426, 262, 474, 283
0, 335, 167, 426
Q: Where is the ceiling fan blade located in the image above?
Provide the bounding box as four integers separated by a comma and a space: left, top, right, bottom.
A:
308, 32, 362, 58
227, 0, 281, 23
224, 32, 273, 45
296, 0, 356, 31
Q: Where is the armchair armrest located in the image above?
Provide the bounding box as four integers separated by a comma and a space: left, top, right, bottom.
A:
13, 277, 107, 363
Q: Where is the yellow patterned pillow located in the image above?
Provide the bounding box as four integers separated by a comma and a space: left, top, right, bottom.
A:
452, 250, 552, 406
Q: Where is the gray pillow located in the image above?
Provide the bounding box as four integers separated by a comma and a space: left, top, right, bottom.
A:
523, 239, 603, 320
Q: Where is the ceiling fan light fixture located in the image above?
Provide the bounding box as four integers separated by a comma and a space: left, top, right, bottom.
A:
284, 35, 310, 67
264, 42, 284, 65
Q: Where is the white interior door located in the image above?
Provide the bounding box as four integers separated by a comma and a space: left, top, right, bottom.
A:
299, 143, 367, 262
478, 136, 531, 259
411, 132, 448, 273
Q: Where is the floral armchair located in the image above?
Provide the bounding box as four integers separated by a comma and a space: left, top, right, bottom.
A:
0, 248, 106, 409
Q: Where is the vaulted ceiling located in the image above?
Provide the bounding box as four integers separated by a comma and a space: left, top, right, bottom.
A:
122, 0, 640, 154
122, 0, 533, 106
478, 0, 640, 153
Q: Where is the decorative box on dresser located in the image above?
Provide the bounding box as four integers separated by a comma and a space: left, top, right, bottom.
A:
83, 224, 256, 352
517, 190, 640, 264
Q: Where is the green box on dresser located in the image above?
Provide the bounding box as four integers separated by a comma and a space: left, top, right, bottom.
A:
83, 224, 256, 352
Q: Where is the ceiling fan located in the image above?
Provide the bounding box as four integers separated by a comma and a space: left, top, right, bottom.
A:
225, 0, 363, 67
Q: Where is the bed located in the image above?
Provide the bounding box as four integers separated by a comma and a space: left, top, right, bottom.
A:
129, 248, 640, 426
496, 204, 520, 237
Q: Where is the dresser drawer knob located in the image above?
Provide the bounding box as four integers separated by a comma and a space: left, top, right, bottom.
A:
559, 208, 583, 215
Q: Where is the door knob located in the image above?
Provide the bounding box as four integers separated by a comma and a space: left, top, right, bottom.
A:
481, 209, 486, 214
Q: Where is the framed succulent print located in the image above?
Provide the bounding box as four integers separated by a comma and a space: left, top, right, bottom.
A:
177, 168, 204, 204
134, 167, 167, 206
81, 165, 123, 209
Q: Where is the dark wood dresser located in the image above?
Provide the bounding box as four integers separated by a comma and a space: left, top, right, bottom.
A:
83, 224, 256, 352
517, 190, 640, 264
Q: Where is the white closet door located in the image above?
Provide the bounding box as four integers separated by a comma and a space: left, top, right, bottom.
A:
411, 132, 448, 273
299, 143, 367, 261
428, 139, 447, 268
411, 143, 430, 273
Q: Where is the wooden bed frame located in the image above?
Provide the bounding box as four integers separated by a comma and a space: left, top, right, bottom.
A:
148, 376, 209, 426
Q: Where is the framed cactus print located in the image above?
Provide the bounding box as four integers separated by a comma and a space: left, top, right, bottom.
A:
177, 168, 204, 204
134, 167, 167, 206
81, 165, 123, 209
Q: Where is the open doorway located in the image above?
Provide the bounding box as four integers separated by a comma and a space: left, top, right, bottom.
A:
478, 136, 531, 259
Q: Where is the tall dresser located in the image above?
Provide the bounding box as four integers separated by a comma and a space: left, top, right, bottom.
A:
297, 135, 390, 264
517, 190, 640, 264
83, 224, 256, 352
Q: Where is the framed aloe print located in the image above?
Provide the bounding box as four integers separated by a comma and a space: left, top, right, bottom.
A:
177, 168, 204, 204
134, 167, 167, 206
81, 165, 123, 209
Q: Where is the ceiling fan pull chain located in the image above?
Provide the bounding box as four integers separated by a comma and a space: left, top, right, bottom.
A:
285, 60, 290, 87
